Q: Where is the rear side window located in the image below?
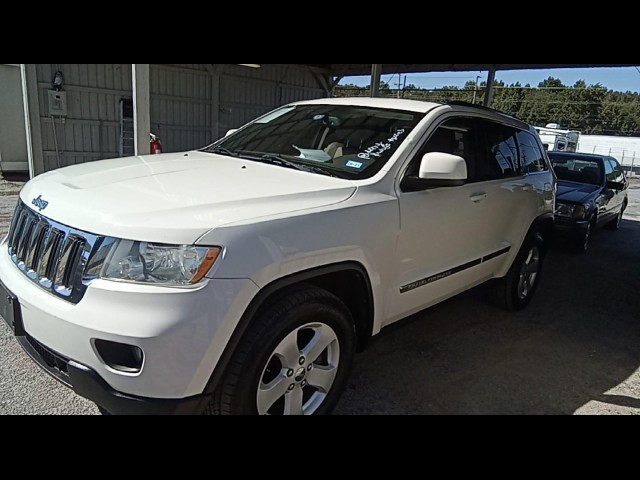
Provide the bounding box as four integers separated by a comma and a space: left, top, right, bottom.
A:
517, 131, 548, 174
479, 120, 521, 180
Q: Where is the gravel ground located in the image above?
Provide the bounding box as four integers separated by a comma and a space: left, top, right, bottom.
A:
1, 175, 639, 415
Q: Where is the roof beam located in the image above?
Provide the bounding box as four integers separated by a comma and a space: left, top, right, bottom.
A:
305, 64, 638, 76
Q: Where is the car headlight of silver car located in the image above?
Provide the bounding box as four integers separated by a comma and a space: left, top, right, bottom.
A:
556, 203, 587, 220
86, 239, 221, 286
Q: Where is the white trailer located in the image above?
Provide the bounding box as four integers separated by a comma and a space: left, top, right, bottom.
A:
535, 124, 581, 153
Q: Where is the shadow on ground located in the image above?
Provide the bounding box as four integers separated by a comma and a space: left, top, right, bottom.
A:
335, 219, 640, 415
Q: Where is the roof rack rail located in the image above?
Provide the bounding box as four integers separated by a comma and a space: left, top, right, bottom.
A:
446, 101, 524, 122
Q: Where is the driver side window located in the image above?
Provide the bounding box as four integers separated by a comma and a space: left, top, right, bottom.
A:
605, 158, 616, 182
405, 117, 479, 183
608, 158, 625, 183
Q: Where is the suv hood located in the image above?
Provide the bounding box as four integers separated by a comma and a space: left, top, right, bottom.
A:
557, 181, 600, 204
21, 152, 357, 244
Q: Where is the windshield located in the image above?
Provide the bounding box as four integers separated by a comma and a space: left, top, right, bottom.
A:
550, 154, 603, 186
205, 104, 425, 179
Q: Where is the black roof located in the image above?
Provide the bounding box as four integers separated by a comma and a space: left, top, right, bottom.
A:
447, 101, 524, 122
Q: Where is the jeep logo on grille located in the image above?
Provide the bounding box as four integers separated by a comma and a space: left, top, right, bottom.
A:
32, 195, 49, 212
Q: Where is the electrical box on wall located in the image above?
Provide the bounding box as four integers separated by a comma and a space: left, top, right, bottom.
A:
47, 90, 68, 117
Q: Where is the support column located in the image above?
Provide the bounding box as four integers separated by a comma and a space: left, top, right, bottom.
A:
20, 64, 44, 177
484, 68, 496, 107
205, 64, 226, 141
370, 64, 382, 98
211, 70, 221, 141
133, 64, 151, 156
309, 68, 332, 98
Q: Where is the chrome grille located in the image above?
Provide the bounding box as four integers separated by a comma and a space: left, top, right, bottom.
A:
7, 202, 101, 304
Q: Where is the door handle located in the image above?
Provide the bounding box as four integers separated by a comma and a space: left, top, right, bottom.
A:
470, 193, 488, 203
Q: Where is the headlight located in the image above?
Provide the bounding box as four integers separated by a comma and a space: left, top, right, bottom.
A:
556, 203, 587, 220
573, 205, 587, 220
90, 240, 221, 286
555, 203, 575, 218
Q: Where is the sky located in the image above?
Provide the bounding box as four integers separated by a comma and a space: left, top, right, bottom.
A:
341, 67, 640, 92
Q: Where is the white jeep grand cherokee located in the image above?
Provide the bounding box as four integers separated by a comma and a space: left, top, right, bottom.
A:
0, 98, 555, 415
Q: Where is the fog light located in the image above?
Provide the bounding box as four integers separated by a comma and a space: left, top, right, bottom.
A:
94, 339, 144, 373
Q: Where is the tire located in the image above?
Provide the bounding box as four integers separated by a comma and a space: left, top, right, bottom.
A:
97, 406, 111, 416
205, 287, 356, 416
576, 217, 596, 253
492, 232, 546, 312
606, 203, 626, 231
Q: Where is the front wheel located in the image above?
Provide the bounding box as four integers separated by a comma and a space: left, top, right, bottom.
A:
492, 233, 546, 312
576, 217, 595, 253
206, 287, 356, 416
606, 203, 626, 231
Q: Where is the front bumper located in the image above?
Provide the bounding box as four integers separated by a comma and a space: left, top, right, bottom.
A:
14, 327, 209, 415
0, 244, 259, 412
553, 217, 590, 239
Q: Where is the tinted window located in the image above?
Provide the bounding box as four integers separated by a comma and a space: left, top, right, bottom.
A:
604, 158, 616, 182
550, 155, 603, 186
405, 117, 482, 184
517, 131, 548, 174
480, 121, 521, 180
608, 158, 625, 183
212, 104, 424, 180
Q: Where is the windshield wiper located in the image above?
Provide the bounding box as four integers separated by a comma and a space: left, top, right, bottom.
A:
257, 154, 339, 178
203, 146, 239, 157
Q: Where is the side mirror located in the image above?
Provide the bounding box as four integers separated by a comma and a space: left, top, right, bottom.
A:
606, 181, 625, 191
225, 129, 238, 138
419, 152, 468, 185
403, 152, 468, 192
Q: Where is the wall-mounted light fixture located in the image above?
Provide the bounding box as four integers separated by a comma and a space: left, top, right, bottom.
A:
53, 71, 64, 91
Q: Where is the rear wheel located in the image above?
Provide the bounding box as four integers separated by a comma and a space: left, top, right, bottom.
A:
206, 287, 356, 416
492, 233, 545, 312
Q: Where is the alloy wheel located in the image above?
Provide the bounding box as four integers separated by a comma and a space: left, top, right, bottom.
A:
518, 246, 541, 301
257, 323, 340, 415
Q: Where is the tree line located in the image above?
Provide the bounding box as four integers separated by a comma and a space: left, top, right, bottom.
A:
335, 77, 640, 136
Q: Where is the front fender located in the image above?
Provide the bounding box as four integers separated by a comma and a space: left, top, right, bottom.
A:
199, 195, 400, 335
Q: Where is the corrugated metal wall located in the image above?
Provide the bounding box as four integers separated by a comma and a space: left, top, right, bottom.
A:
151, 63, 325, 152
0, 64, 28, 166
35, 64, 132, 171
150, 64, 212, 153
33, 64, 325, 172
218, 64, 326, 139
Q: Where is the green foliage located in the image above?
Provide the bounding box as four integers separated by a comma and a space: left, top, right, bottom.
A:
335, 77, 640, 136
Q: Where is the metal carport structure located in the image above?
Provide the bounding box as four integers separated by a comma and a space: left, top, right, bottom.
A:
304, 63, 637, 103
17, 63, 637, 177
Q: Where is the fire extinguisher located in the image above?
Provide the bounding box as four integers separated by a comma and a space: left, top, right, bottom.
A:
150, 133, 162, 155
